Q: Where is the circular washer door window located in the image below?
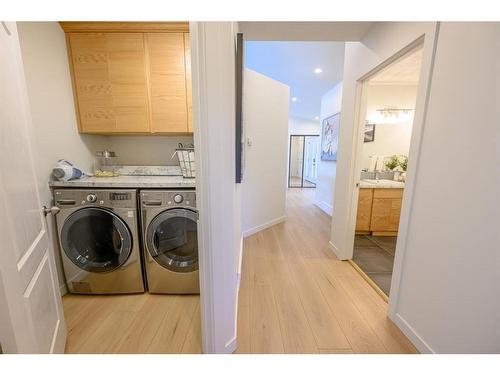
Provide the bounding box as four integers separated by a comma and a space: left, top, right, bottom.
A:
61, 207, 132, 273
146, 208, 198, 273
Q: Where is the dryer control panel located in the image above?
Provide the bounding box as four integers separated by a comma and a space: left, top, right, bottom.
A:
140, 190, 196, 209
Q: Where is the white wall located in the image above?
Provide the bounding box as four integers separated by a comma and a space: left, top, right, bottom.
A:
362, 84, 418, 169
239, 22, 376, 42
314, 82, 343, 215
106, 135, 194, 165
391, 22, 500, 354
242, 69, 289, 236
17, 22, 107, 291
332, 21, 500, 353
288, 116, 320, 135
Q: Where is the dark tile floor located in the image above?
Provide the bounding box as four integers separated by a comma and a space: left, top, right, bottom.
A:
353, 235, 397, 296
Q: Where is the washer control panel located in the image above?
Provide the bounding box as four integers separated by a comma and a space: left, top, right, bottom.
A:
54, 189, 137, 209
141, 190, 196, 209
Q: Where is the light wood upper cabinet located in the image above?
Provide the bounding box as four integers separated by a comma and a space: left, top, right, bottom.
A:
184, 34, 193, 132
146, 33, 188, 133
68, 33, 150, 133
62, 22, 192, 134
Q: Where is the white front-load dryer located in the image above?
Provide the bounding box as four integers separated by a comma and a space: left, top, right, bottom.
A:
54, 189, 145, 294
140, 190, 199, 294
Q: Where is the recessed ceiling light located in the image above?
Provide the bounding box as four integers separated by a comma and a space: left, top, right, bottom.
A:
291, 97, 297, 102
314, 67, 323, 74
314, 116, 319, 120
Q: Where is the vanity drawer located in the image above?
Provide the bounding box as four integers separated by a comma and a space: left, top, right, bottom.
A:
373, 188, 404, 199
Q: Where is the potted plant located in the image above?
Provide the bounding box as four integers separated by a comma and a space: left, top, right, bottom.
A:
399, 155, 408, 181
398, 155, 408, 171
384, 155, 399, 170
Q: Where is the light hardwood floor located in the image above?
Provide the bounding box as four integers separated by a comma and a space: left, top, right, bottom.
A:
62, 188, 416, 354
63, 293, 201, 353
235, 188, 417, 354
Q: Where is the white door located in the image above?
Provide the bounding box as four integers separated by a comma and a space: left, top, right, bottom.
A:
304, 136, 319, 183
0, 22, 66, 354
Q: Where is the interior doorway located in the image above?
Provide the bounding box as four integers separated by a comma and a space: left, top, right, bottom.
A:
288, 135, 319, 188
350, 44, 424, 299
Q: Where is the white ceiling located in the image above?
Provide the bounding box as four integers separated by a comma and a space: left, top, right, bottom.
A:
244, 41, 345, 121
370, 47, 424, 85
239, 22, 376, 41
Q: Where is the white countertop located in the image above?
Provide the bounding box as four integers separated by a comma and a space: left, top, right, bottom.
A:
49, 175, 195, 189
359, 179, 405, 189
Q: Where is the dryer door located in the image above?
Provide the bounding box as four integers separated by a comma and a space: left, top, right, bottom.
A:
60, 207, 133, 273
146, 208, 198, 273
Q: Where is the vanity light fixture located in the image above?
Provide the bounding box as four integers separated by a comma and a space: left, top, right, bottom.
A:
371, 107, 414, 124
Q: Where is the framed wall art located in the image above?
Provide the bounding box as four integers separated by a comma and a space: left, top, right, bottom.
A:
321, 112, 340, 161
364, 122, 376, 143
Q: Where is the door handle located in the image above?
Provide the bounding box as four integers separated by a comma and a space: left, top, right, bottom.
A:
42, 206, 60, 216
142, 201, 162, 206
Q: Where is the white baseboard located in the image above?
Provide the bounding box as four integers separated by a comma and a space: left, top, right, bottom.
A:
236, 236, 243, 292
242, 216, 286, 238
328, 241, 346, 260
314, 200, 333, 216
391, 313, 434, 353
225, 336, 237, 353
59, 283, 68, 297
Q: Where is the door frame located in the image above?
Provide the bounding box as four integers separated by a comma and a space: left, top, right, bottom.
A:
343, 27, 440, 328
190, 21, 240, 354
287, 134, 320, 188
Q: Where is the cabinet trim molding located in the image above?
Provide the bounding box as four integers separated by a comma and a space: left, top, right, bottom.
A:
59, 22, 189, 33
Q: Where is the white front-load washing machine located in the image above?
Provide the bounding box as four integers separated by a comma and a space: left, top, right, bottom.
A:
140, 190, 199, 294
54, 189, 145, 294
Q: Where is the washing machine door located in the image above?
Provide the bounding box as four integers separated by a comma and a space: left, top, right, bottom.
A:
60, 207, 133, 273
146, 208, 198, 273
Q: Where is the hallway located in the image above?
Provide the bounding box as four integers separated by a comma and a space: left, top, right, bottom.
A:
236, 189, 417, 353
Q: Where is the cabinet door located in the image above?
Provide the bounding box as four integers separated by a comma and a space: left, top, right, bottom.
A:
69, 33, 150, 133
355, 188, 373, 232
370, 197, 402, 232
184, 33, 193, 133
146, 33, 188, 133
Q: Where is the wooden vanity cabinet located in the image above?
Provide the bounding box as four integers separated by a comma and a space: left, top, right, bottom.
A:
355, 188, 404, 236
61, 22, 192, 135
370, 188, 403, 235
355, 188, 374, 233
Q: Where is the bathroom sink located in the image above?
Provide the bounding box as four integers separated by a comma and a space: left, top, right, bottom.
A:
360, 179, 405, 188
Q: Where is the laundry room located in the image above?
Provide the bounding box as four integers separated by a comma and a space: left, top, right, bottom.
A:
16, 21, 201, 353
